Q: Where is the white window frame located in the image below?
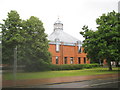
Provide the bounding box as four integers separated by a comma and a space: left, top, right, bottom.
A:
56, 56, 59, 64
70, 57, 74, 64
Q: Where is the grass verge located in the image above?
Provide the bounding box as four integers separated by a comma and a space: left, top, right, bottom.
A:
3, 67, 120, 80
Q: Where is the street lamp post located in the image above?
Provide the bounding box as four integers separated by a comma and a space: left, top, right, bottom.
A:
13, 46, 17, 86
99, 59, 102, 66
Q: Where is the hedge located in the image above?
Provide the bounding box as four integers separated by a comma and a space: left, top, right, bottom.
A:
49, 63, 100, 71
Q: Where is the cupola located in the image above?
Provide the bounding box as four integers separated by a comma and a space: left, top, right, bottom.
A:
54, 18, 63, 31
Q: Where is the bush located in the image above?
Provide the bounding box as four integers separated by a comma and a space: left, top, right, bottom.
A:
49, 63, 100, 71
22, 63, 100, 72
24, 62, 51, 72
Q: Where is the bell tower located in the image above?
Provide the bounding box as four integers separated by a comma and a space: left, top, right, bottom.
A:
54, 18, 63, 31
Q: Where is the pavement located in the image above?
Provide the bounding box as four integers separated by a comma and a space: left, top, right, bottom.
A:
27, 77, 119, 88
2, 73, 119, 88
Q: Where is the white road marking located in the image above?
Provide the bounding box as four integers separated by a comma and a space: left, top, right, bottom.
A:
81, 81, 120, 88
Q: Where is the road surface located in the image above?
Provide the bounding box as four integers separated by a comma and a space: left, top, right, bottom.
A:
23, 77, 119, 88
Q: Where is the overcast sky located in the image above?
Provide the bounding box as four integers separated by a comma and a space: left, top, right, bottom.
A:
0, 0, 119, 41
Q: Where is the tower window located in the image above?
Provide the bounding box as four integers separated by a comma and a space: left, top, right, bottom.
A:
56, 56, 59, 64
70, 57, 74, 64
64, 57, 67, 64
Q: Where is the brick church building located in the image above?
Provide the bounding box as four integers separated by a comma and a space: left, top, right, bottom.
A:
48, 19, 90, 65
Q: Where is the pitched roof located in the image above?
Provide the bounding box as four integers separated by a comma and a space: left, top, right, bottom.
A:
48, 30, 80, 43
48, 18, 81, 44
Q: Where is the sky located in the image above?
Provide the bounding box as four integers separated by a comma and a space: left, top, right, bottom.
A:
0, 0, 119, 41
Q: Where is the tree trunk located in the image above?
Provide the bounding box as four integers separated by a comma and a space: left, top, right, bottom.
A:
116, 61, 119, 67
107, 60, 112, 71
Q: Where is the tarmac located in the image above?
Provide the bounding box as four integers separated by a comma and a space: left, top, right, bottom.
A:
2, 73, 119, 88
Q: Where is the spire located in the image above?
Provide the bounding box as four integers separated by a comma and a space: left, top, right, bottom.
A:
54, 18, 63, 31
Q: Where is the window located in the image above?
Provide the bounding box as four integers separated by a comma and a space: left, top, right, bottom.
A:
64, 57, 67, 64
84, 57, 86, 64
56, 56, 59, 64
78, 57, 81, 64
56, 44, 59, 52
77, 41, 82, 53
55, 38, 60, 52
70, 57, 74, 64
78, 46, 82, 53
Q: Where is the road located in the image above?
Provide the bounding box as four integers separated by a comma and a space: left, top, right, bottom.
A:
24, 77, 120, 88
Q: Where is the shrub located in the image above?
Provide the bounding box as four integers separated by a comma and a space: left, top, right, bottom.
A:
24, 62, 51, 72
49, 63, 100, 71
22, 63, 100, 72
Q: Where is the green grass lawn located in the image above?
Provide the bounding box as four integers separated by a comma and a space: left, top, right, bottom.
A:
3, 67, 120, 80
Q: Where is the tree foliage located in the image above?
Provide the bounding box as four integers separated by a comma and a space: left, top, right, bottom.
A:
80, 11, 120, 70
1, 10, 51, 71
1, 10, 23, 64
19, 16, 51, 71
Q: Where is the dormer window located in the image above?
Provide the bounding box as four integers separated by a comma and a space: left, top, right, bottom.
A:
77, 41, 82, 53
56, 44, 59, 52
55, 38, 60, 52
78, 46, 82, 53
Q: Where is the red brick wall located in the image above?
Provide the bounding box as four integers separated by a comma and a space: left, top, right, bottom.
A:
63, 46, 75, 57
48, 44, 90, 65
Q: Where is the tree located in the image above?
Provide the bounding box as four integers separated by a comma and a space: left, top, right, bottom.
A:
19, 16, 51, 71
1, 10, 51, 71
1, 10, 23, 64
80, 11, 120, 70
